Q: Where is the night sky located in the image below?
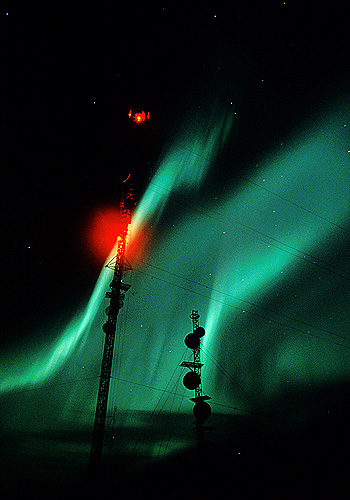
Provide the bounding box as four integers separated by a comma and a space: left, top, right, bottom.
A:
1, 2, 350, 498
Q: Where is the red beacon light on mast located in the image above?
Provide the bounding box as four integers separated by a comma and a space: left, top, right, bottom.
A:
128, 110, 150, 124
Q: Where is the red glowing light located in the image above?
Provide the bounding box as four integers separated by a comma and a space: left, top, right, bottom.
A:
134, 112, 144, 123
86, 207, 126, 261
84, 207, 151, 266
125, 223, 152, 265
128, 110, 150, 124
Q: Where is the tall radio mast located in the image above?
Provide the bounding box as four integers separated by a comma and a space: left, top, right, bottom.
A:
88, 180, 134, 481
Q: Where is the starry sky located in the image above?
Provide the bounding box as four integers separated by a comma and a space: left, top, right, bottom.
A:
1, 2, 350, 498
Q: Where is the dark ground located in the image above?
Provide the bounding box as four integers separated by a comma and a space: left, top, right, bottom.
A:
1, 382, 350, 499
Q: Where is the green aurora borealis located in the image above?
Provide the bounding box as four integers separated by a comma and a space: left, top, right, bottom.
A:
1, 93, 350, 467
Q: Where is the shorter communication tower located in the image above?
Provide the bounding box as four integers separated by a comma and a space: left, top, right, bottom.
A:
181, 310, 212, 456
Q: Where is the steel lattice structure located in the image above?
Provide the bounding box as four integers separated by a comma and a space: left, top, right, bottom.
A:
181, 310, 212, 456
88, 183, 134, 481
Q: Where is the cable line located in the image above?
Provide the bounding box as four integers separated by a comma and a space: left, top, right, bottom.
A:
157, 370, 184, 459
162, 139, 350, 235
161, 385, 187, 459
146, 182, 350, 282
131, 349, 189, 457
136, 269, 350, 350
194, 208, 350, 280
132, 371, 183, 458
201, 345, 260, 411
138, 261, 350, 345
111, 375, 261, 416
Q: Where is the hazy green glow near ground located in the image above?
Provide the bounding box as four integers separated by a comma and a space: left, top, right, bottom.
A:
1, 98, 350, 459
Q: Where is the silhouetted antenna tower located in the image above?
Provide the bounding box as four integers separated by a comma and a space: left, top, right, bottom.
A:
181, 310, 213, 456
88, 179, 135, 482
